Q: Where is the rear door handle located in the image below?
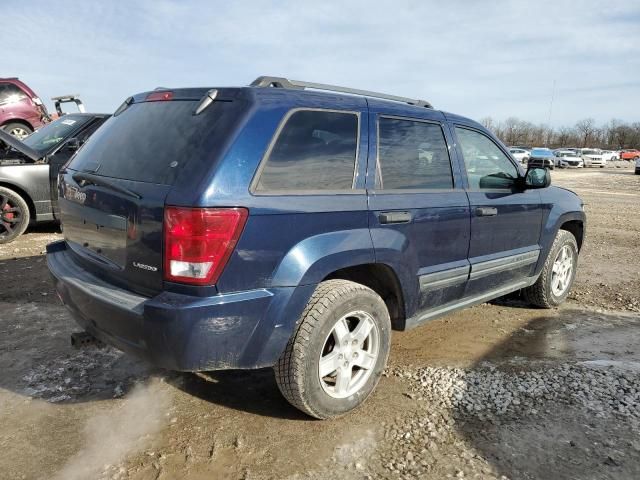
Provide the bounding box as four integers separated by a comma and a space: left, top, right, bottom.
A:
475, 207, 498, 217
379, 211, 412, 224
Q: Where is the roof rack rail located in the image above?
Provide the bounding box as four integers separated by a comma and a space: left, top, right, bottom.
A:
250, 76, 433, 109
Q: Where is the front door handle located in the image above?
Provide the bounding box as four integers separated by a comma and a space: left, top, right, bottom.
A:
475, 207, 498, 217
379, 211, 412, 224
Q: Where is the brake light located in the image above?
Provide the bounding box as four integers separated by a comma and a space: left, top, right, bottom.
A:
164, 207, 248, 285
146, 91, 174, 102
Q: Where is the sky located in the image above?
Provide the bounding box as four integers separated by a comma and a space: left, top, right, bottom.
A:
5, 0, 640, 127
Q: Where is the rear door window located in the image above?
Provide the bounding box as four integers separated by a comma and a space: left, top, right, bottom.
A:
377, 117, 453, 190
254, 109, 359, 192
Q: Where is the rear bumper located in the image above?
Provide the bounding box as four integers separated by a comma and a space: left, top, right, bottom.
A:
47, 241, 312, 371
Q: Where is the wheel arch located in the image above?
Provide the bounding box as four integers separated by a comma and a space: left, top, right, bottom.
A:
323, 263, 407, 331
560, 219, 584, 251
1, 118, 34, 131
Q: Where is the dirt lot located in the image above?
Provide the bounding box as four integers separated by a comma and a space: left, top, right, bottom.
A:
1, 165, 639, 480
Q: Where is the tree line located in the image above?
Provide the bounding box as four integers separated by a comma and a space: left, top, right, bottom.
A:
479, 117, 640, 150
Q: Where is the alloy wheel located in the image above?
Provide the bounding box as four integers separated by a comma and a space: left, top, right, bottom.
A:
551, 245, 574, 297
318, 311, 380, 399
0, 194, 23, 238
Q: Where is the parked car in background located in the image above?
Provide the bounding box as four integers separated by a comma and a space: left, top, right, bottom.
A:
621, 149, 640, 161
554, 150, 584, 168
46, 76, 585, 419
509, 147, 530, 163
581, 149, 606, 168
0, 77, 51, 140
0, 113, 109, 243
528, 148, 556, 169
600, 150, 619, 162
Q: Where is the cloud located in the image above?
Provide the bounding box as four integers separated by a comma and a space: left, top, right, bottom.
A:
4, 0, 639, 125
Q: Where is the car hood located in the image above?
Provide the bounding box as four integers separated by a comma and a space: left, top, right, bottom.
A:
0, 128, 41, 162
552, 185, 580, 198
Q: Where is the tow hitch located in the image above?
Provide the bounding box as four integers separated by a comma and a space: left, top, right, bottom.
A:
70, 331, 104, 348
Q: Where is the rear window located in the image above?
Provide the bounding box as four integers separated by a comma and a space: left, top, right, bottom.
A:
67, 99, 244, 185
254, 109, 359, 192
377, 117, 453, 190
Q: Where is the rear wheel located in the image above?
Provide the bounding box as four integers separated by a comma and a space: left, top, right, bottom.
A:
275, 280, 391, 419
523, 230, 578, 308
0, 187, 30, 244
2, 122, 32, 140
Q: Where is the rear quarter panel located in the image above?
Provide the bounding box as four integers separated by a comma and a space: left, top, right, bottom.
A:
172, 89, 373, 294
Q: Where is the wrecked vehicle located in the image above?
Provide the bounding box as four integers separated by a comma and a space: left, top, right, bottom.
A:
47, 77, 585, 418
0, 113, 109, 243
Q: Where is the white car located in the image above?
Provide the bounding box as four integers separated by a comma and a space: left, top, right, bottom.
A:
581, 148, 607, 168
555, 150, 584, 168
601, 150, 620, 162
635, 157, 640, 175
509, 147, 530, 163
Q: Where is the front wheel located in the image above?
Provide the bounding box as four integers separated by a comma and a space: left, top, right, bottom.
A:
0, 187, 30, 244
523, 230, 578, 308
275, 280, 391, 419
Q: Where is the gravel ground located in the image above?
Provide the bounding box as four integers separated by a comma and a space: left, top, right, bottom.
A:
0, 166, 639, 479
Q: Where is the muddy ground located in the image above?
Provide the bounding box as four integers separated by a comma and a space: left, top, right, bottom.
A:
0, 165, 639, 480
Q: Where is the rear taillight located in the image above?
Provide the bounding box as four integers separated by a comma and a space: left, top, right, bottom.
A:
163, 207, 248, 286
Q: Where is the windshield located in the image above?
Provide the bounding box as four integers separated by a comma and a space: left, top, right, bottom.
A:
582, 149, 599, 155
22, 115, 91, 153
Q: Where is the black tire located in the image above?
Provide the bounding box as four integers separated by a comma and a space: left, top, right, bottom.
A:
0, 187, 30, 244
2, 122, 32, 140
275, 279, 391, 419
523, 230, 578, 308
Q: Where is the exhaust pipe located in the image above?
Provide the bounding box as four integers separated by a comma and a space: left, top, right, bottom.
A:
70, 331, 105, 348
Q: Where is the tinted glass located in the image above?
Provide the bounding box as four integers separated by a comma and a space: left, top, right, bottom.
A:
255, 110, 358, 191
22, 115, 92, 153
377, 118, 452, 190
68, 100, 244, 185
455, 127, 518, 189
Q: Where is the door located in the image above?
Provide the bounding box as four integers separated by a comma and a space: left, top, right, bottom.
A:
367, 107, 471, 326
453, 125, 543, 296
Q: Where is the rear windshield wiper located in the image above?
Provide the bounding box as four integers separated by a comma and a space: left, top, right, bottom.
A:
72, 171, 142, 200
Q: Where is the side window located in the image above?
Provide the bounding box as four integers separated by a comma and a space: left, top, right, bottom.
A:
377, 117, 453, 190
455, 127, 518, 189
0, 84, 27, 105
255, 110, 358, 192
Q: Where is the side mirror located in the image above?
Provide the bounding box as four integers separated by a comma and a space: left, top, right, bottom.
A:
524, 167, 551, 189
65, 138, 81, 151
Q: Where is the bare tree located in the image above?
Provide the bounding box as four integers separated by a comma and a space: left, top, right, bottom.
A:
480, 117, 494, 131
575, 118, 596, 147
488, 117, 638, 150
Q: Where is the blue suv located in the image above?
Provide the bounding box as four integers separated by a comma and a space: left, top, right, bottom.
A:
47, 77, 585, 418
